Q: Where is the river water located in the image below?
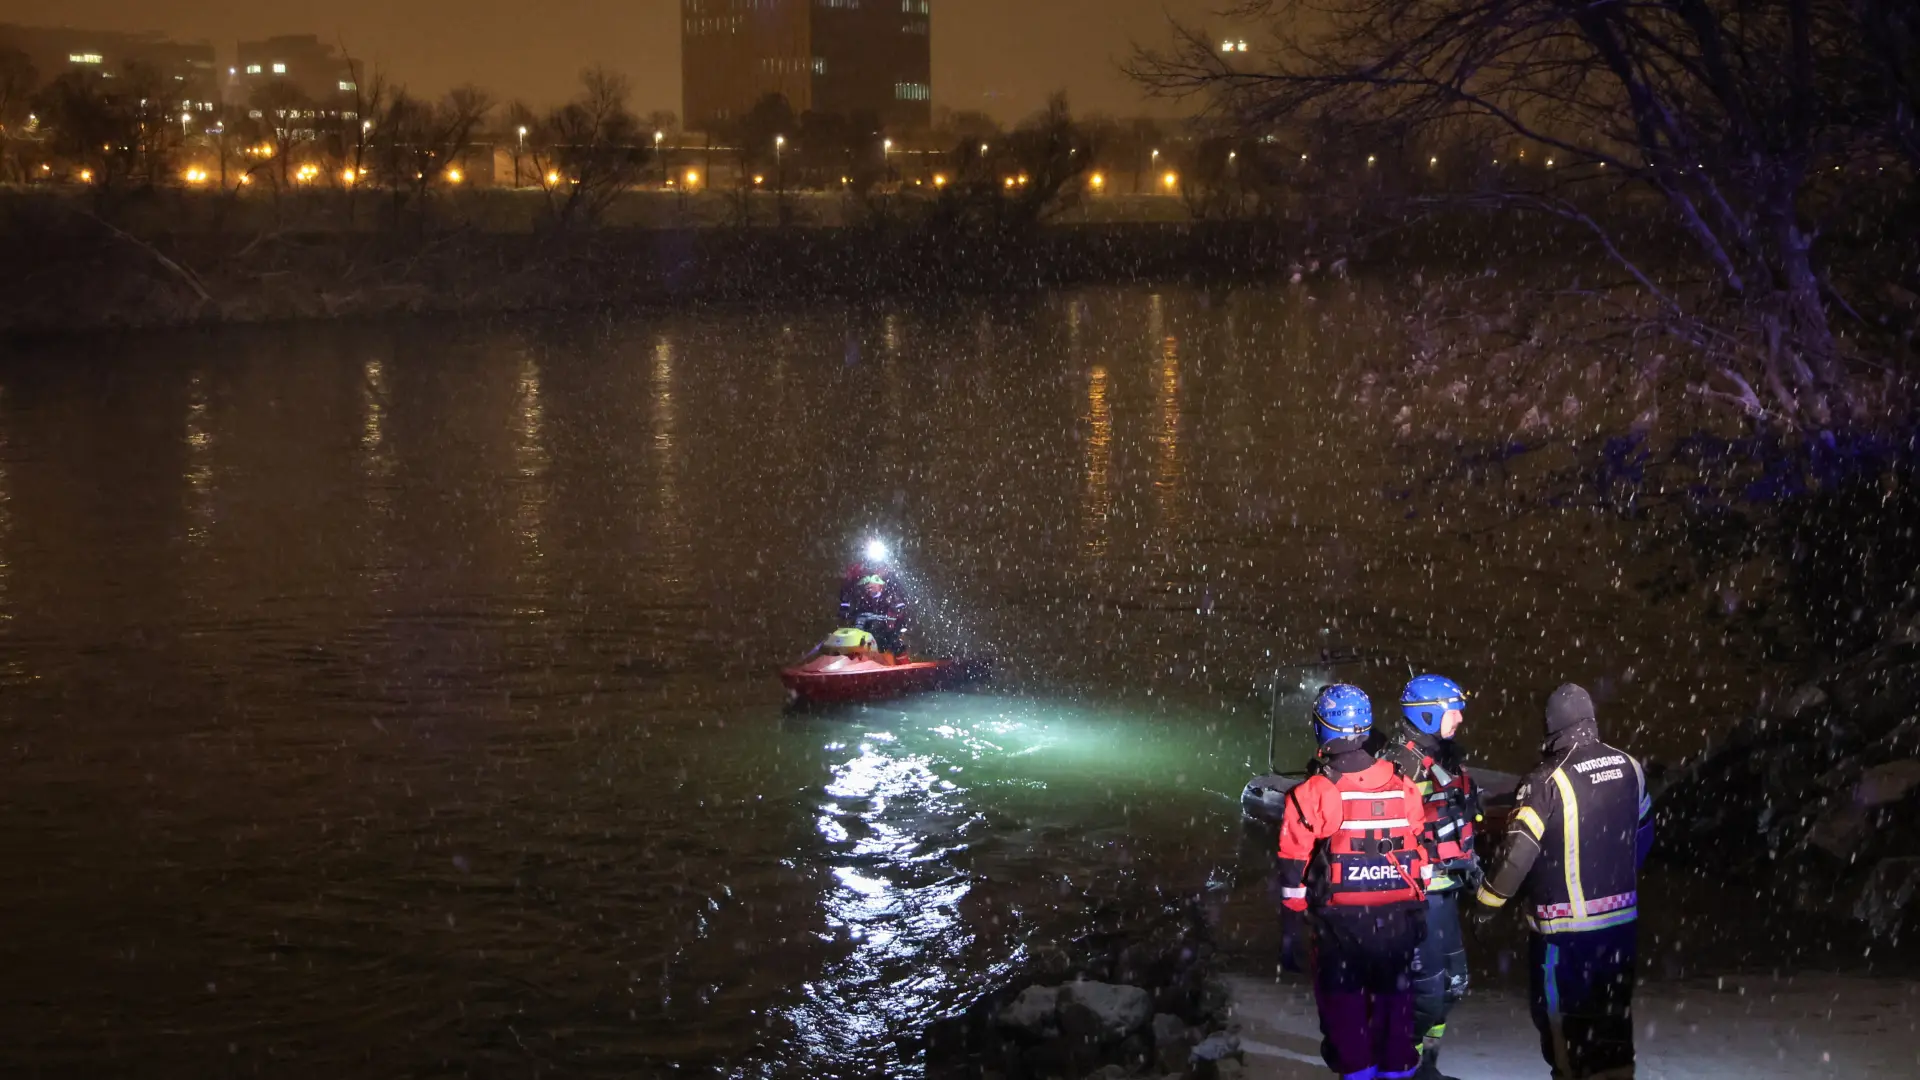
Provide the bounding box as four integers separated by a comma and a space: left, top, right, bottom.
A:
0, 285, 1761, 1076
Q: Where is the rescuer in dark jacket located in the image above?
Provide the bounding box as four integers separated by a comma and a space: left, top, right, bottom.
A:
1474, 683, 1653, 1080
1279, 684, 1432, 1080
1375, 674, 1482, 1080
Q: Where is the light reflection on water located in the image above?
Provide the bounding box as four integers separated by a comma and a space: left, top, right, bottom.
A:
1083, 366, 1113, 560
773, 691, 1259, 1076
513, 351, 548, 612
183, 369, 214, 546
1155, 334, 1184, 534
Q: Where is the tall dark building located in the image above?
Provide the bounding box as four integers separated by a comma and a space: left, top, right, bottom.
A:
232, 35, 359, 108
0, 24, 219, 114
681, 0, 932, 133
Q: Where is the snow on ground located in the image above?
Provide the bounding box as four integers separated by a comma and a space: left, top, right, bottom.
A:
1225, 971, 1920, 1078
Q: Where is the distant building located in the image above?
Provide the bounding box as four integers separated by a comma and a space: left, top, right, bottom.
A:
0, 23, 219, 114
232, 35, 359, 108
681, 0, 932, 133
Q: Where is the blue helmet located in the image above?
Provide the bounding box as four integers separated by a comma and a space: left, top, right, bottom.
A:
1312, 683, 1373, 744
1401, 674, 1468, 736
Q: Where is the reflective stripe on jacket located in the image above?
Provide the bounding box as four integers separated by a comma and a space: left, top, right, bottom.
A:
1277, 758, 1431, 912
1477, 722, 1651, 935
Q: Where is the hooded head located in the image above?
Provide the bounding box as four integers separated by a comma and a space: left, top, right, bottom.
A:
1545, 683, 1596, 736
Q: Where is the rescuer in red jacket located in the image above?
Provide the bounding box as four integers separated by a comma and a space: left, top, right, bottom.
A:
1278, 684, 1433, 1080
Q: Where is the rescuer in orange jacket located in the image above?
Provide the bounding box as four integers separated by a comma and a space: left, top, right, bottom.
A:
1278, 684, 1432, 1080
1374, 674, 1482, 1080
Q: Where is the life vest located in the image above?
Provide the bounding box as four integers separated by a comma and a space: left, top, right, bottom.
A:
1322, 765, 1431, 908
821, 628, 877, 655
1388, 737, 1481, 891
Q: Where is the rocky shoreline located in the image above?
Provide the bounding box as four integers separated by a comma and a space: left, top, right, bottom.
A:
918, 894, 1253, 1080
1655, 615, 1920, 943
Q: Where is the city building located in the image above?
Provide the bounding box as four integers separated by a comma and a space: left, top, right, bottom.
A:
0, 23, 219, 114
232, 35, 359, 108
681, 0, 932, 133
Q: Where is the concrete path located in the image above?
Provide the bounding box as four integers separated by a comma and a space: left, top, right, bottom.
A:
1224, 971, 1920, 1079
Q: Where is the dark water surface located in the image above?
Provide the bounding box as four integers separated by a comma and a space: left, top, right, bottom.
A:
0, 286, 1758, 1076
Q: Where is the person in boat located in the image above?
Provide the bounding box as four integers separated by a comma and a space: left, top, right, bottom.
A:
1373, 675, 1482, 1080
1278, 684, 1432, 1080
837, 566, 910, 657
1473, 683, 1652, 1080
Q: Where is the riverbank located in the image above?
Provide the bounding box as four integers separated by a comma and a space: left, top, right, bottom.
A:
0, 219, 1309, 336
0, 183, 1645, 337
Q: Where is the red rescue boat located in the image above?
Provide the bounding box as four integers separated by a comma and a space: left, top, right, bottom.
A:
779, 653, 960, 705
778, 626, 991, 706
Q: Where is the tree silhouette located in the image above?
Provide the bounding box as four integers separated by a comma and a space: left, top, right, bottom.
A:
1133, 0, 1920, 424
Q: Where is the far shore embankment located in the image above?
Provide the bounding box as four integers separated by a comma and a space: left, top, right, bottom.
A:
0, 185, 1612, 337
1, 220, 1296, 337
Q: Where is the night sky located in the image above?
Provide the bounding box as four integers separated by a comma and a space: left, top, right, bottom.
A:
10, 0, 1220, 120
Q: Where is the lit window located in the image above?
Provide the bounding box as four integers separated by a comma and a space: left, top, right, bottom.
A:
246, 64, 262, 74
272, 63, 286, 74
813, 57, 825, 74
69, 52, 103, 64
340, 81, 356, 91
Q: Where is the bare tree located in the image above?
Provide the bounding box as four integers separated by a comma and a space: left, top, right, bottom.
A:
1000, 93, 1098, 227
1854, 0, 1920, 169
247, 80, 319, 192
36, 68, 180, 191
528, 68, 652, 230
334, 60, 388, 213
0, 49, 37, 182
367, 84, 493, 226
1132, 0, 1918, 425
503, 100, 537, 188
930, 92, 1096, 232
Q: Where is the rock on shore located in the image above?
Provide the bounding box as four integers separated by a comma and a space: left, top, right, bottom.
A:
920, 893, 1249, 1079
1655, 631, 1920, 939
